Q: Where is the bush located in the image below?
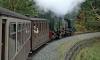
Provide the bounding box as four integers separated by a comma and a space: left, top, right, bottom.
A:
84, 20, 100, 31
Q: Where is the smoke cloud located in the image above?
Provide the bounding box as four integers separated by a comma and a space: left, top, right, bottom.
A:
34, 0, 85, 16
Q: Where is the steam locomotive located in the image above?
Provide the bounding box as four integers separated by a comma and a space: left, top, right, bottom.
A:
0, 7, 75, 60
39, 13, 75, 39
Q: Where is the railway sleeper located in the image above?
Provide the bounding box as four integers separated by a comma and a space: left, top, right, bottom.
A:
64, 37, 100, 60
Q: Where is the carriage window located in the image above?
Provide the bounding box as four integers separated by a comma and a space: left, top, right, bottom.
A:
39, 23, 40, 31
26, 23, 28, 28
41, 23, 42, 31
8, 23, 16, 60
47, 23, 49, 29
37, 23, 38, 30
43, 23, 44, 30
46, 23, 47, 30
18, 24, 21, 31
46, 23, 49, 29
22, 23, 25, 29
28, 23, 31, 37
45, 23, 46, 30
17, 23, 22, 51
22, 23, 26, 43
26, 23, 28, 41
33, 23, 35, 32
46, 23, 48, 29
38, 23, 39, 31
28, 23, 30, 28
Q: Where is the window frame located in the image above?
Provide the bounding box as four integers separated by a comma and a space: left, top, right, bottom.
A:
17, 22, 22, 51
8, 22, 17, 60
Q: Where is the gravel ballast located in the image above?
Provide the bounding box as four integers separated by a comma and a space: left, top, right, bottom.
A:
29, 32, 100, 60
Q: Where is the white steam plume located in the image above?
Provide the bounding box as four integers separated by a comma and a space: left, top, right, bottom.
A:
34, 0, 85, 16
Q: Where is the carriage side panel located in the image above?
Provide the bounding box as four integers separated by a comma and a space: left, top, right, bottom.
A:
31, 19, 49, 50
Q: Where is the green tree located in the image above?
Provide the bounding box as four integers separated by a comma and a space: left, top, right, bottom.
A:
0, 0, 38, 17
75, 0, 100, 32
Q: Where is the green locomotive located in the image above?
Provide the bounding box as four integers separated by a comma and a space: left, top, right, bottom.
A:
64, 18, 75, 35
39, 13, 75, 39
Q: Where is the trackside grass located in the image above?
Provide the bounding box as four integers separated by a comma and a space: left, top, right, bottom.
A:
75, 38, 100, 60
54, 37, 100, 60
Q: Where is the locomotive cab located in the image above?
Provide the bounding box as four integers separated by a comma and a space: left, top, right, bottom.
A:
64, 18, 75, 36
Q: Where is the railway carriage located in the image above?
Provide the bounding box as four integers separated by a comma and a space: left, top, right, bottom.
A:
0, 7, 75, 60
0, 7, 49, 60
30, 18, 49, 50
0, 7, 31, 60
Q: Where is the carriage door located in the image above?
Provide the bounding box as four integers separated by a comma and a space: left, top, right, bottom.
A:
1, 20, 6, 60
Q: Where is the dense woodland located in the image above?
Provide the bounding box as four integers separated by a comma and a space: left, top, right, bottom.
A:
0, 0, 100, 32
0, 0, 38, 17
76, 0, 100, 32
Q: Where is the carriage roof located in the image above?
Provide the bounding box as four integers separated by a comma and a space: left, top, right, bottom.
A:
30, 18, 49, 21
0, 7, 31, 20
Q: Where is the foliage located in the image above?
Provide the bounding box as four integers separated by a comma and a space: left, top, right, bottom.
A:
0, 0, 100, 31
75, 38, 100, 60
0, 0, 38, 17
84, 20, 100, 31
75, 0, 100, 32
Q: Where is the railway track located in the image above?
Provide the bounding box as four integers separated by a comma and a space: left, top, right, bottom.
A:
64, 37, 100, 60
74, 31, 99, 35
27, 32, 100, 60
